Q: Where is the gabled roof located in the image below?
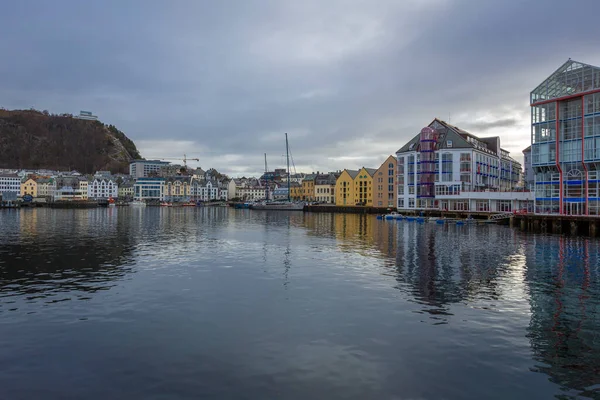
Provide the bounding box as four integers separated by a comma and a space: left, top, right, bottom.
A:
396, 118, 472, 154
363, 168, 377, 177
523, 145, 531, 153
344, 169, 359, 179
531, 59, 600, 103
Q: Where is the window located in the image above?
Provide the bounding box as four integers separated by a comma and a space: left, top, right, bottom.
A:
408, 198, 415, 208
388, 177, 393, 184
388, 185, 393, 192
398, 185, 404, 195
398, 198, 404, 208
388, 169, 393, 176
442, 153, 453, 182
409, 186, 415, 195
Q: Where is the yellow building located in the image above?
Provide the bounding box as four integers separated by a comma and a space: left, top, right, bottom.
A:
20, 178, 38, 197
290, 182, 303, 201
78, 179, 89, 200
335, 169, 358, 206
165, 177, 190, 201
353, 167, 376, 206
301, 174, 316, 201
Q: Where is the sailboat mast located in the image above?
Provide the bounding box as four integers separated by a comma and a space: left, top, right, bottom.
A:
286, 133, 291, 202
264, 153, 268, 201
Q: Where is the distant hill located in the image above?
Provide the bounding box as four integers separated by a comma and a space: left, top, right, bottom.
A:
0, 109, 142, 173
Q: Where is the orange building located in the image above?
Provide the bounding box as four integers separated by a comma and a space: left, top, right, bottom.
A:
372, 155, 397, 208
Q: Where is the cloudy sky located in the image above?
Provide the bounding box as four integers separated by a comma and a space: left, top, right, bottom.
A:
1, 0, 599, 176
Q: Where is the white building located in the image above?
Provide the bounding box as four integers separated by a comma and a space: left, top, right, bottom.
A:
397, 119, 530, 213
522, 146, 534, 190
53, 186, 87, 201
129, 160, 171, 179
88, 178, 118, 200
134, 177, 165, 201
237, 186, 266, 201
0, 173, 21, 196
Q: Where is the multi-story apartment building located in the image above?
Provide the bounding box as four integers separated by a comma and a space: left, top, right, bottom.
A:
118, 183, 134, 199
0, 173, 21, 198
134, 177, 165, 201
530, 59, 600, 215
164, 177, 190, 202
237, 186, 266, 201
36, 178, 54, 198
335, 167, 376, 206
397, 119, 527, 213
129, 160, 171, 179
315, 173, 338, 204
87, 178, 118, 200
373, 156, 397, 208
20, 178, 38, 198
190, 179, 221, 201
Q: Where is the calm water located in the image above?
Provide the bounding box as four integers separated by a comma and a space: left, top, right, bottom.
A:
1, 208, 600, 399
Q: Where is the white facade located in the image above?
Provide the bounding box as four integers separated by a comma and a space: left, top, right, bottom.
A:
53, 186, 87, 201
397, 119, 525, 213
129, 160, 171, 179
0, 174, 21, 195
134, 178, 165, 201
88, 178, 118, 200
237, 186, 266, 201
227, 179, 237, 200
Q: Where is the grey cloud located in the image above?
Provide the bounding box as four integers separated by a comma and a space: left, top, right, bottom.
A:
459, 118, 520, 132
1, 0, 600, 176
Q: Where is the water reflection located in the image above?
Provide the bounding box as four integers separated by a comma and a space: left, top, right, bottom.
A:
0, 208, 137, 307
2, 209, 600, 398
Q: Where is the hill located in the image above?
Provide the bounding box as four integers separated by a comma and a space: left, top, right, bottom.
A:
0, 109, 142, 173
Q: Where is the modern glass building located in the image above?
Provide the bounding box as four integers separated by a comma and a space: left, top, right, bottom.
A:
531, 59, 600, 215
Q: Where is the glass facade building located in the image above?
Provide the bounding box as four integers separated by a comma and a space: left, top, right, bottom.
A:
531, 60, 600, 215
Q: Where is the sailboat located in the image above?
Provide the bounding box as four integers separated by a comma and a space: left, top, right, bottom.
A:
250, 133, 305, 211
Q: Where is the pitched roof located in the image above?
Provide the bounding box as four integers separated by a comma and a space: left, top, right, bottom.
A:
363, 168, 377, 177
344, 169, 359, 179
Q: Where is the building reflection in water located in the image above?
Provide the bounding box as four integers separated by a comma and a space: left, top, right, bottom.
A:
526, 236, 600, 397
0, 208, 137, 305
300, 213, 600, 396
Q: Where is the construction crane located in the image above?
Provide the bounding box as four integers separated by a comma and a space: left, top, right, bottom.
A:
158, 154, 200, 168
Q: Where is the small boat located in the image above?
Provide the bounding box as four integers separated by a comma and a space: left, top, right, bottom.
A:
160, 202, 173, 207
182, 201, 196, 207
376, 215, 383, 220
234, 202, 251, 209
130, 200, 146, 207
405, 217, 415, 222
455, 220, 465, 226
384, 211, 403, 220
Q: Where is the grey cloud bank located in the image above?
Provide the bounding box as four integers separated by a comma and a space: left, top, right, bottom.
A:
1, 0, 599, 176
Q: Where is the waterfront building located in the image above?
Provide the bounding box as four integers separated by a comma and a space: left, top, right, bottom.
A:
300, 174, 316, 201
87, 178, 118, 200
227, 179, 237, 200
164, 177, 190, 202
315, 173, 338, 204
20, 178, 38, 198
36, 178, 54, 198
129, 160, 171, 179
190, 179, 219, 201
53, 186, 88, 201
118, 183, 134, 199
0, 173, 21, 197
78, 179, 89, 200
530, 59, 600, 215
335, 167, 376, 206
335, 169, 358, 206
134, 177, 165, 201
373, 156, 397, 208
273, 186, 290, 200
523, 146, 534, 189
397, 119, 527, 213
237, 186, 266, 201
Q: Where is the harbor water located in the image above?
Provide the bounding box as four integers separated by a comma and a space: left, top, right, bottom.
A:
1, 208, 599, 399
